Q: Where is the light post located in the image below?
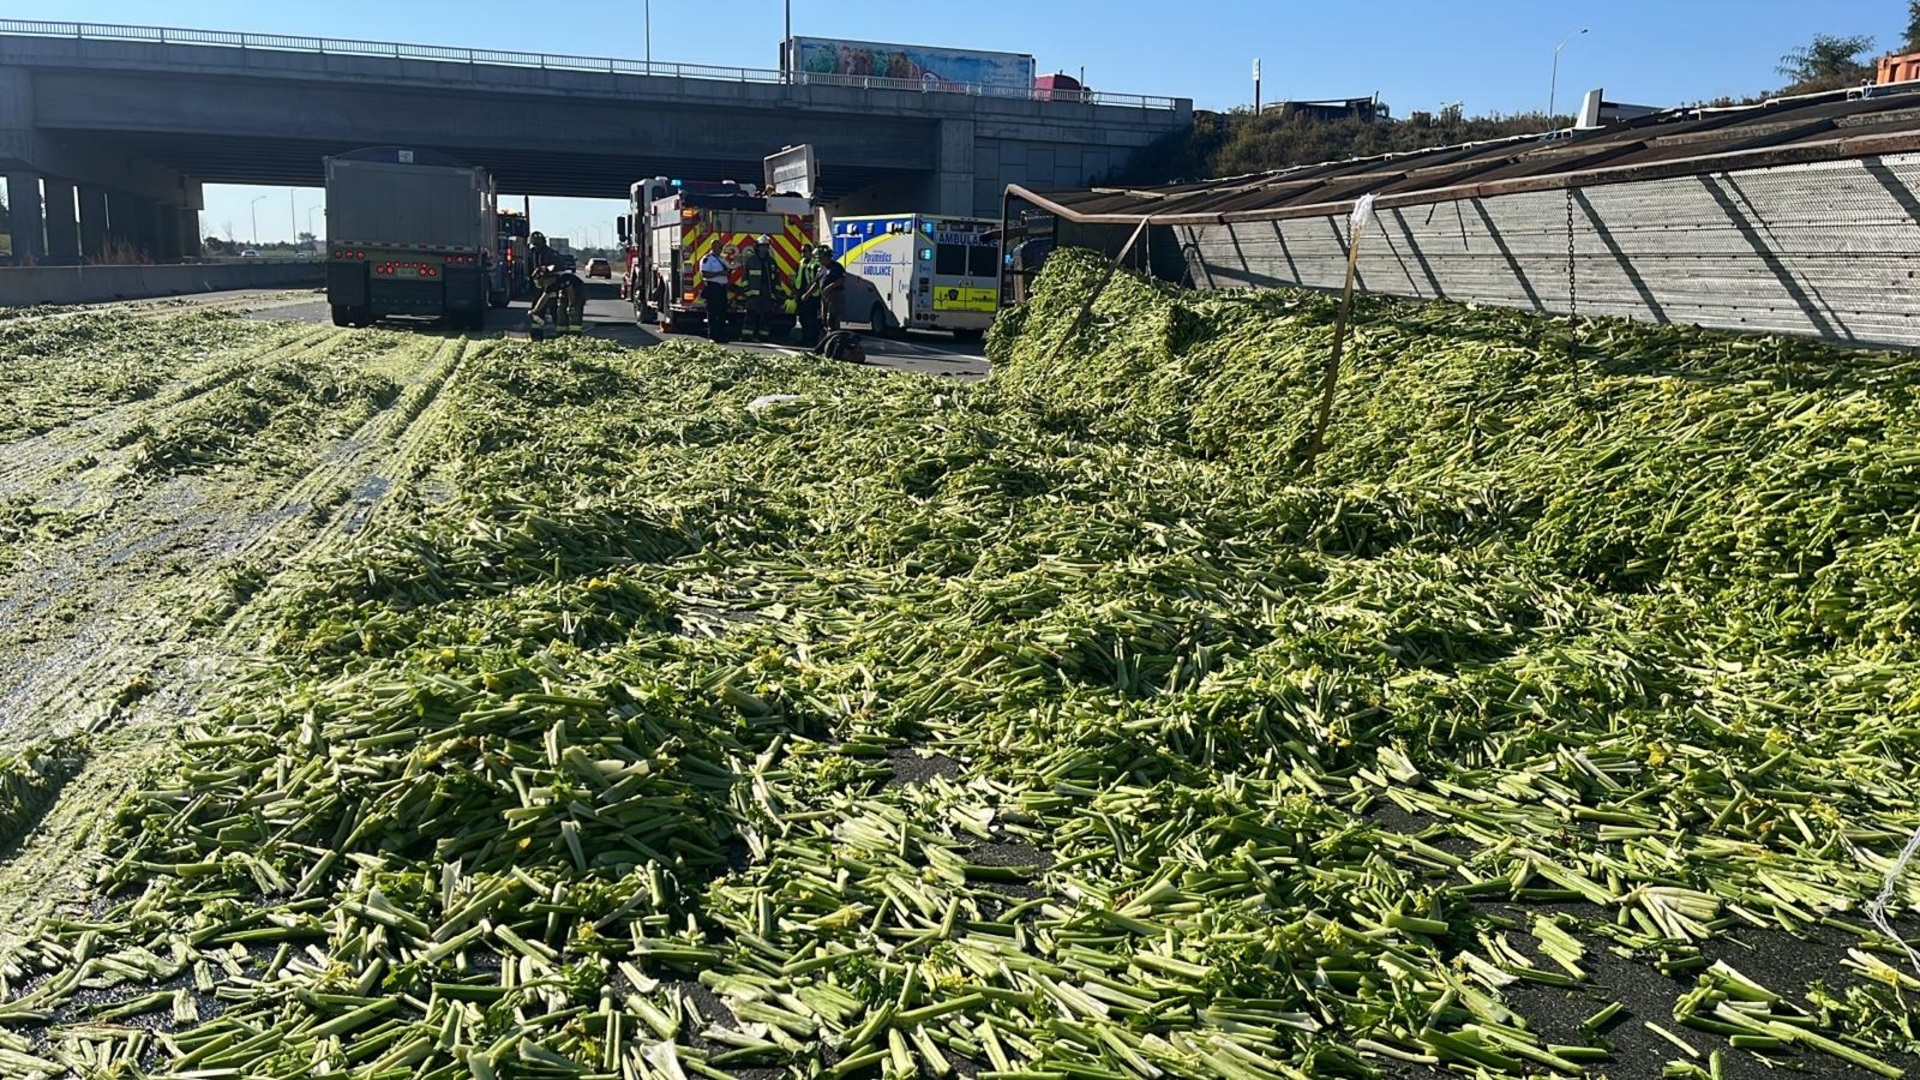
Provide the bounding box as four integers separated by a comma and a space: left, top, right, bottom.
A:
784, 0, 792, 83
250, 195, 267, 246
1549, 28, 1589, 122
644, 0, 650, 68
306, 205, 322, 247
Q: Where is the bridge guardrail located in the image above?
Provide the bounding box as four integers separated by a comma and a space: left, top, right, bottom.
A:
0, 19, 1185, 110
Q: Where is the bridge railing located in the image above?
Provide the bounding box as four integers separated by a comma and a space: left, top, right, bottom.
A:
0, 19, 1186, 110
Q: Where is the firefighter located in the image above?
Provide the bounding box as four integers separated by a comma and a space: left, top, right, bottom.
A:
740, 235, 782, 343
528, 264, 586, 337
527, 231, 559, 275
816, 246, 848, 334
792, 245, 823, 346
699, 245, 733, 343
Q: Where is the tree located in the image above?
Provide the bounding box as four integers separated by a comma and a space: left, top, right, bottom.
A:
1776, 32, 1876, 92
297, 231, 316, 244
1111, 106, 1551, 187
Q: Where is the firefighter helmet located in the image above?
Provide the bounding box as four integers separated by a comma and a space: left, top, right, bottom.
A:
755, 234, 773, 245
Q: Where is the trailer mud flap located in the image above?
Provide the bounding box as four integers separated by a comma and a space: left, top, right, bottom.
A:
444, 267, 485, 312
326, 262, 368, 307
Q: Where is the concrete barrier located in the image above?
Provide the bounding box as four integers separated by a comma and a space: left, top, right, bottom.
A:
0, 262, 325, 307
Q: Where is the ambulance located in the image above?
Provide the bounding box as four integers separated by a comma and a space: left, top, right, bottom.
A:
831, 215, 1000, 340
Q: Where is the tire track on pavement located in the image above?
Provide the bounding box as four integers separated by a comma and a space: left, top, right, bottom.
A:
0, 334, 473, 950
0, 325, 343, 500
0, 336, 469, 743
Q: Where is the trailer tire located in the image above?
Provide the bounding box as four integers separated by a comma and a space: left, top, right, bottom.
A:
869, 302, 892, 337
952, 328, 984, 343
488, 289, 510, 309
331, 304, 354, 328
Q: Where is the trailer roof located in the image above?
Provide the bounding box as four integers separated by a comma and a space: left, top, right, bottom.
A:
1010, 84, 1920, 226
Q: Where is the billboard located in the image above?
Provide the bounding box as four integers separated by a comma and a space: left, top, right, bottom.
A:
789, 37, 1036, 94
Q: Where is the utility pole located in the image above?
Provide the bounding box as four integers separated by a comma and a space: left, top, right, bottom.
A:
289, 188, 296, 243
1252, 58, 1261, 113
250, 195, 266, 246
1549, 28, 1589, 121
784, 1, 793, 83
644, 0, 651, 68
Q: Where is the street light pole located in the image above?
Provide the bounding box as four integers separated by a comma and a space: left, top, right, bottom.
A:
307, 205, 322, 242
784, 0, 792, 83
644, 0, 650, 68
250, 195, 267, 246
1549, 28, 1589, 122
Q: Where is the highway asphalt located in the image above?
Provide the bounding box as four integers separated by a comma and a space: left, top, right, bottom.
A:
206, 283, 991, 380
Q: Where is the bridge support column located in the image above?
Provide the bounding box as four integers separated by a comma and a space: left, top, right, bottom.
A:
112, 192, 161, 261
178, 208, 201, 258
41, 178, 79, 264
6, 171, 45, 262
78, 184, 109, 261
154, 203, 182, 262
106, 190, 137, 258
934, 120, 977, 217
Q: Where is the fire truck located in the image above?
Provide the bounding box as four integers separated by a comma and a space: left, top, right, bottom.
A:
495, 207, 532, 299
618, 159, 817, 335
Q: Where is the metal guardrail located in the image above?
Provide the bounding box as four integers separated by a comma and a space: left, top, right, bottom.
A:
0, 19, 1184, 110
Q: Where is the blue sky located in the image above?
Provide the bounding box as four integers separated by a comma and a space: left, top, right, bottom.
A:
12, 0, 1913, 244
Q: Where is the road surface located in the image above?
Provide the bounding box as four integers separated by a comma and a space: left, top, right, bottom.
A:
198, 284, 991, 379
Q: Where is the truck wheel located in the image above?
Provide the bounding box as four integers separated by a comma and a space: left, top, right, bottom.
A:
331, 304, 354, 328
869, 303, 890, 336
488, 290, 509, 309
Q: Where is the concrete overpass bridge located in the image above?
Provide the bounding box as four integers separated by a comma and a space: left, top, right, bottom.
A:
0, 20, 1191, 263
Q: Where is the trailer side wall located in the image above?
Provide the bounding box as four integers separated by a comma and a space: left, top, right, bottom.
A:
1175, 152, 1920, 350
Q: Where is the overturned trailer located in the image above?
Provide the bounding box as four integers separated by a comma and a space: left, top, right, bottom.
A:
1002, 85, 1920, 350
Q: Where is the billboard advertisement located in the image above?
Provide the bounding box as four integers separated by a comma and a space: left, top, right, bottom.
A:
789, 37, 1036, 94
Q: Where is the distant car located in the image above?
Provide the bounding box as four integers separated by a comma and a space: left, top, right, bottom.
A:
586, 257, 612, 279
240, 249, 260, 259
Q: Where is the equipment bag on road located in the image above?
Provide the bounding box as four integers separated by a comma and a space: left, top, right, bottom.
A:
814, 330, 866, 363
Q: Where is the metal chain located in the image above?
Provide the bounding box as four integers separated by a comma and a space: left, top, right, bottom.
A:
1565, 188, 1578, 318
